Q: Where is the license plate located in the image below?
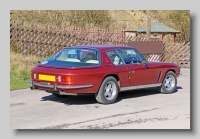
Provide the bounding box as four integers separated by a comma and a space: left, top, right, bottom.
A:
39, 74, 55, 81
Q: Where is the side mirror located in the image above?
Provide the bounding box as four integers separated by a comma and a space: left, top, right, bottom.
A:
141, 60, 148, 68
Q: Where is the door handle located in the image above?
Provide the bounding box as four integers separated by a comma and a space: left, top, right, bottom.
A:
129, 70, 134, 74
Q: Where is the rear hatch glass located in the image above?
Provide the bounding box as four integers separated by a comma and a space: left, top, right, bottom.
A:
38, 48, 100, 68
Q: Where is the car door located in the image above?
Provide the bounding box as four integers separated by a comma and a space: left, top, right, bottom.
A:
117, 48, 156, 86
104, 49, 129, 87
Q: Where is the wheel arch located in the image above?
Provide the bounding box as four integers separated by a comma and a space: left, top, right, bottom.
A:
103, 74, 120, 86
166, 69, 176, 74
164, 69, 176, 77
97, 74, 120, 92
161, 69, 176, 83
103, 74, 119, 81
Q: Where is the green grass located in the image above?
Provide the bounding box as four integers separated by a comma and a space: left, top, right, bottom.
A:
10, 79, 31, 91
10, 51, 45, 91
10, 70, 31, 91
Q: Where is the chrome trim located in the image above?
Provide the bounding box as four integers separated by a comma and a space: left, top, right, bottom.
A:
178, 73, 182, 77
56, 84, 93, 89
40, 82, 51, 86
29, 80, 33, 84
120, 83, 162, 92
115, 49, 126, 65
34, 82, 54, 88
157, 71, 162, 81
53, 84, 57, 91
29, 80, 92, 90
29, 80, 34, 90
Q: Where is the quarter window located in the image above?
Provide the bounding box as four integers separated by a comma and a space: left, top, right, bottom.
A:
106, 50, 123, 66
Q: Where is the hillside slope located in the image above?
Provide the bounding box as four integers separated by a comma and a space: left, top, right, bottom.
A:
10, 10, 190, 42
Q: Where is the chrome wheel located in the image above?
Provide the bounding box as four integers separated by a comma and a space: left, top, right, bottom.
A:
104, 81, 117, 100
164, 75, 175, 91
95, 76, 119, 104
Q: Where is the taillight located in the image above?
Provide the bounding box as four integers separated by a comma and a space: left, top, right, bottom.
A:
66, 76, 72, 82
58, 76, 72, 83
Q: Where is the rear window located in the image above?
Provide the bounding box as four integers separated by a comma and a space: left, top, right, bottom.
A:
42, 48, 100, 67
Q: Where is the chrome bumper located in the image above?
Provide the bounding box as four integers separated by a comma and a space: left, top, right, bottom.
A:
178, 73, 182, 77
29, 80, 92, 91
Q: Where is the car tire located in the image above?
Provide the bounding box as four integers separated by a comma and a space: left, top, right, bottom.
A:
158, 71, 177, 94
95, 76, 119, 104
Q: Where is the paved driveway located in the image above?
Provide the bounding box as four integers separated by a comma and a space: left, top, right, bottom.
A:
10, 68, 190, 129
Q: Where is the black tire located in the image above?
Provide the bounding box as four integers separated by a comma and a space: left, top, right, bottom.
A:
158, 71, 177, 94
95, 76, 119, 104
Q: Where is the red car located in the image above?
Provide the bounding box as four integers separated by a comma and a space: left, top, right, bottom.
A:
29, 45, 181, 104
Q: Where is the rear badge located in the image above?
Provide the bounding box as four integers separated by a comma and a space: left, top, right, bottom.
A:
41, 61, 48, 64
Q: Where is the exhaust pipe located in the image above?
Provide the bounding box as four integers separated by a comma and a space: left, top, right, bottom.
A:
59, 91, 77, 96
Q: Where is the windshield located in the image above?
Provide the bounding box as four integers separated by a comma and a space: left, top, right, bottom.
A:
41, 48, 100, 68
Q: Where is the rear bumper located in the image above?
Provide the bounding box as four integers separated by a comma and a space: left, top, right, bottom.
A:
29, 80, 93, 91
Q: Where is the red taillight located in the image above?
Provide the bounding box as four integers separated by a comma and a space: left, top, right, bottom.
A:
60, 76, 72, 83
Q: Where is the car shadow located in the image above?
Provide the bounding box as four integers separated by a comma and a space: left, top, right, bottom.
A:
115, 86, 183, 103
41, 94, 97, 105
40, 86, 183, 105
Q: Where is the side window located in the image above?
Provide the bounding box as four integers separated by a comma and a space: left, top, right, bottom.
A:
117, 48, 144, 64
106, 50, 123, 66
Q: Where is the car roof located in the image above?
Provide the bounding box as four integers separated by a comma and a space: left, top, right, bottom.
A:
69, 45, 135, 51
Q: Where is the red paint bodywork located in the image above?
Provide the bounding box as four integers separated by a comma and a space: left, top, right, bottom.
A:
31, 45, 180, 94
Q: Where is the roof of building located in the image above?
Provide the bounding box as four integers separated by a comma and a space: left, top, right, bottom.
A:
137, 19, 180, 34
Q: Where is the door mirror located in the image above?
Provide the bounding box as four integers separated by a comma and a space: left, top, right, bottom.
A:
141, 60, 148, 68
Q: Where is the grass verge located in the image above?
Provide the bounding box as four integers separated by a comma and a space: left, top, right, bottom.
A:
10, 51, 45, 91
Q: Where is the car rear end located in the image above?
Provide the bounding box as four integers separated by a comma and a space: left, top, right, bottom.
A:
29, 47, 103, 95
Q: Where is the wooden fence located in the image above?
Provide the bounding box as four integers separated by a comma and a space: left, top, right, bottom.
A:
10, 21, 126, 56
10, 21, 190, 68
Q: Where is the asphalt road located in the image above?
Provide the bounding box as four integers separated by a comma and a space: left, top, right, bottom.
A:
10, 68, 190, 129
